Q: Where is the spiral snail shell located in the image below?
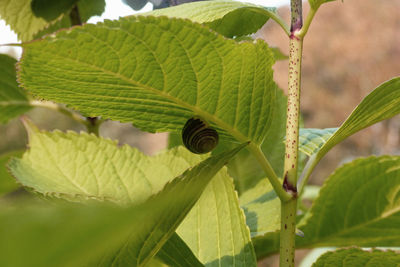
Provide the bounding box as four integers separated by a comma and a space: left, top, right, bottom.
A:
182, 117, 219, 154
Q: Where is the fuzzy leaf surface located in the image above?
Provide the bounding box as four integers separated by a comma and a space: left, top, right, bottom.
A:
312, 248, 400, 267
8, 123, 246, 266
1, 143, 238, 267
254, 156, 400, 258
19, 16, 277, 144
177, 170, 257, 267
146, 0, 281, 37
0, 54, 31, 123
9, 120, 206, 203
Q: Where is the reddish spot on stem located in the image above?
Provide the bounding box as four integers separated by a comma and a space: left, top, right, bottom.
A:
283, 172, 298, 195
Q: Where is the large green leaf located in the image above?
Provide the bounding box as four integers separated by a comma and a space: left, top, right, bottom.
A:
1, 141, 241, 267
312, 248, 400, 267
299, 156, 400, 247
177, 171, 257, 267
9, 120, 248, 265
9, 119, 205, 203
300, 77, 400, 190
0, 150, 23, 195
8, 124, 246, 266
18, 16, 277, 145
253, 156, 400, 258
0, 0, 105, 41
0, 54, 31, 123
146, 0, 287, 37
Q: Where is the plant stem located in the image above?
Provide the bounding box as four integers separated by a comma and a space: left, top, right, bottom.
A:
283, 35, 303, 193
69, 5, 82, 26
280, 0, 303, 266
248, 144, 291, 202
86, 117, 100, 135
280, 198, 297, 266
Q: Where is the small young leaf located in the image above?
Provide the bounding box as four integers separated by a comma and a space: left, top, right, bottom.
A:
146, 0, 283, 37
298, 128, 337, 156
312, 248, 400, 267
0, 54, 31, 124
18, 16, 277, 145
177, 171, 257, 267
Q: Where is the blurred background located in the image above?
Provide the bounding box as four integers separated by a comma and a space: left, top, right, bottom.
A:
1, 0, 399, 265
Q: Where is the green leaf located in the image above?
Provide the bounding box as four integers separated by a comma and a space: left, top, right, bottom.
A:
9, 119, 209, 203
301, 77, 400, 189
0, 54, 31, 123
218, 87, 287, 194
240, 179, 280, 238
19, 16, 277, 145
1, 142, 240, 267
90, 145, 248, 266
308, 0, 336, 10
7, 124, 246, 266
0, 0, 105, 41
0, 150, 23, 195
145, 0, 286, 37
156, 233, 204, 267
177, 170, 257, 267
298, 128, 337, 156
312, 248, 400, 267
299, 156, 400, 247
254, 156, 400, 258
31, 0, 79, 21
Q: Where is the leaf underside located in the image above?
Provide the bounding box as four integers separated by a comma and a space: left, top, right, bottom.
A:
18, 15, 277, 145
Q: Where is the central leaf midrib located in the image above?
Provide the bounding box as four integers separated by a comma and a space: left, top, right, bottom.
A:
29, 47, 250, 144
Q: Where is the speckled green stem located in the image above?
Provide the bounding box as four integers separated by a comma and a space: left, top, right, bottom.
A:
280, 0, 304, 266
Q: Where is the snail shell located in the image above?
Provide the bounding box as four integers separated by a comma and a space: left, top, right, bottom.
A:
182, 117, 219, 154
